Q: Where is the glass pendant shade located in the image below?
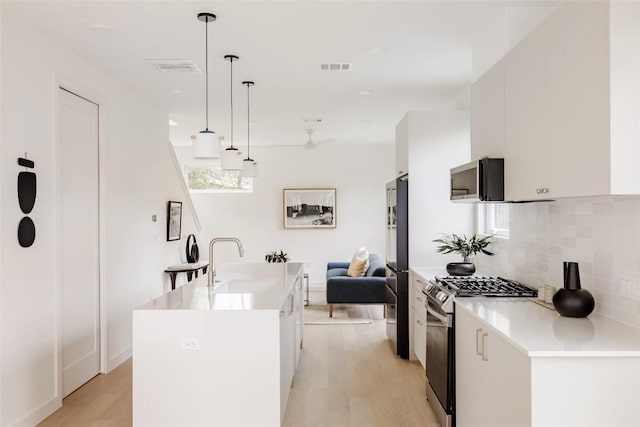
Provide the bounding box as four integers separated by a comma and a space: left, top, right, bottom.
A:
221, 147, 243, 170
242, 158, 258, 177
193, 130, 220, 159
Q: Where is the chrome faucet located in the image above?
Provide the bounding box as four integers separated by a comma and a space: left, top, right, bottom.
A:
208, 237, 245, 286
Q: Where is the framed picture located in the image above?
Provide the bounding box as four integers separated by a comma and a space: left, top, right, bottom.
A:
283, 188, 336, 229
167, 201, 182, 241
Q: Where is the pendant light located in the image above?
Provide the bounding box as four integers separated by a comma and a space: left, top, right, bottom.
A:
193, 12, 221, 159
221, 55, 243, 170
241, 81, 258, 178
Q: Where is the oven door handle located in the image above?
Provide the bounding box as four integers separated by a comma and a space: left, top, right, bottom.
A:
425, 303, 449, 327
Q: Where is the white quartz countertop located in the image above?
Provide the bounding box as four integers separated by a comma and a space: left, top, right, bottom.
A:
410, 267, 448, 280
137, 262, 304, 311
455, 298, 640, 357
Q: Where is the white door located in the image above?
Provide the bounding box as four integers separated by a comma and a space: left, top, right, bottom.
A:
59, 88, 100, 397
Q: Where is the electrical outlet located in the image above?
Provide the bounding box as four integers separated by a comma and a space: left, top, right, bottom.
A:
180, 338, 200, 351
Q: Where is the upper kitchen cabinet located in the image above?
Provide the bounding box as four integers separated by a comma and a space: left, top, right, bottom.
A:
395, 115, 409, 177
503, 1, 640, 201
470, 58, 506, 160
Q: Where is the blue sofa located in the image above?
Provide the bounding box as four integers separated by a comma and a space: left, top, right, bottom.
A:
326, 253, 387, 317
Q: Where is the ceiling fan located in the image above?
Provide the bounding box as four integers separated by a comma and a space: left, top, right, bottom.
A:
303, 129, 336, 149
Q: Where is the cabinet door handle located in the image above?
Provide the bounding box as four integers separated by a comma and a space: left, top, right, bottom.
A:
416, 296, 424, 302
416, 278, 425, 284
476, 328, 483, 356
416, 319, 424, 326
536, 187, 550, 195
481, 332, 489, 361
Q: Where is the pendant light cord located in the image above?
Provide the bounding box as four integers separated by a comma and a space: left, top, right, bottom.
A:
246, 83, 250, 159
230, 58, 234, 148
205, 18, 209, 130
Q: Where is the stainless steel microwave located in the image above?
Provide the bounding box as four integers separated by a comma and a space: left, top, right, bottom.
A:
450, 158, 504, 202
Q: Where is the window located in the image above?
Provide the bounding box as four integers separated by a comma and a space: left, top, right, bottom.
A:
477, 203, 509, 238
185, 165, 253, 193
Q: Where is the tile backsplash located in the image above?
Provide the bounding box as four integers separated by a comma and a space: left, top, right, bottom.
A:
477, 197, 640, 328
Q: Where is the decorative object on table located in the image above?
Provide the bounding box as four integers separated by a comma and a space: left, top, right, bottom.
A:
552, 261, 595, 318
17, 155, 37, 248
241, 80, 258, 177
166, 201, 182, 241
265, 250, 289, 263
192, 12, 221, 159
221, 54, 243, 170
283, 188, 336, 229
433, 233, 494, 276
185, 234, 200, 263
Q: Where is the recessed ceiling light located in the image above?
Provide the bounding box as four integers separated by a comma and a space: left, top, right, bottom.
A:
89, 24, 113, 34
367, 47, 383, 55
170, 89, 184, 95
169, 119, 179, 126
359, 90, 372, 96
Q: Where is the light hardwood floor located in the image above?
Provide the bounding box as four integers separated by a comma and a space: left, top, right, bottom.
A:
39, 311, 437, 426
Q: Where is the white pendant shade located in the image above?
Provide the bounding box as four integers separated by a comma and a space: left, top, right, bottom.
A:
242, 158, 258, 177
193, 130, 220, 159
221, 147, 243, 170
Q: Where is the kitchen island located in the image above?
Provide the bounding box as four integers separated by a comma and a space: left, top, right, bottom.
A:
133, 262, 304, 427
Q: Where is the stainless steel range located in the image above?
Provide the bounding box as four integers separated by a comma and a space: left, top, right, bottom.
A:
422, 276, 537, 427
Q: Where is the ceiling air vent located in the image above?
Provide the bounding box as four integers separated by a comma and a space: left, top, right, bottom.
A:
147, 59, 202, 73
320, 63, 352, 71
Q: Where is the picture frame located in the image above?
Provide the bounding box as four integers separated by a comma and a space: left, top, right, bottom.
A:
283, 188, 336, 229
167, 201, 182, 241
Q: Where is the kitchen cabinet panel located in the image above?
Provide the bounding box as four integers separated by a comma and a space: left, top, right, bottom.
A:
503, 1, 639, 201
395, 115, 409, 177
456, 307, 531, 427
471, 58, 506, 160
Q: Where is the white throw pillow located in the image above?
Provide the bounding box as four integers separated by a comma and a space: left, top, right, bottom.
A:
347, 247, 369, 277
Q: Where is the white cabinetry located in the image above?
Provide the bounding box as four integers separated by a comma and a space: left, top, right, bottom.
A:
470, 58, 506, 159
409, 271, 427, 368
456, 307, 531, 427
279, 290, 295, 419
395, 116, 409, 177
455, 300, 640, 427
503, 1, 640, 201
398, 112, 473, 267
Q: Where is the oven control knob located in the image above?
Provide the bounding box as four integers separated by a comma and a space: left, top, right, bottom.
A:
436, 291, 447, 302
425, 283, 433, 292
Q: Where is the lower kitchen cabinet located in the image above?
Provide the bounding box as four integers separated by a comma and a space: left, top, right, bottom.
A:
411, 306, 426, 368
409, 270, 428, 368
456, 307, 531, 427
455, 301, 640, 427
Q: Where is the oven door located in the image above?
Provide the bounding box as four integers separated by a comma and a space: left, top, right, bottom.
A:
425, 298, 454, 426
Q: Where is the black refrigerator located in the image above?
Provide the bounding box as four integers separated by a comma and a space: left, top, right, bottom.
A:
385, 175, 409, 359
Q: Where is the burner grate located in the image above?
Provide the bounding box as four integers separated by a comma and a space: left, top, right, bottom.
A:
436, 276, 537, 297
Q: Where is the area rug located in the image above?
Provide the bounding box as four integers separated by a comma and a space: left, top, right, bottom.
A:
304, 303, 372, 325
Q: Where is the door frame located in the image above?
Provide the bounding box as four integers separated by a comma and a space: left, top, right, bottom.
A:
53, 73, 108, 403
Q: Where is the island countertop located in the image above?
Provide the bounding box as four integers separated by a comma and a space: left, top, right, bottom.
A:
138, 262, 304, 311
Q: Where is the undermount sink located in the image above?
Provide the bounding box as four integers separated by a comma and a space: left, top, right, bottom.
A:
212, 280, 280, 294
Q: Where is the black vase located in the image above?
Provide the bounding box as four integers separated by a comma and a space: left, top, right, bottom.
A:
446, 262, 475, 276
552, 262, 595, 318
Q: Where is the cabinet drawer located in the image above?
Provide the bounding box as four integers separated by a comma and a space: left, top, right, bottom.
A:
412, 307, 427, 369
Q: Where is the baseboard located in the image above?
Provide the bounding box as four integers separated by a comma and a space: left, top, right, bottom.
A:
10, 395, 61, 427
107, 346, 132, 372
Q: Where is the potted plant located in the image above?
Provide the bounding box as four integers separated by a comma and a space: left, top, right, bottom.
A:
432, 233, 494, 276
265, 250, 289, 263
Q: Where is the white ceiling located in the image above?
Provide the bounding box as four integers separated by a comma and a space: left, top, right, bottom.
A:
4, 0, 557, 147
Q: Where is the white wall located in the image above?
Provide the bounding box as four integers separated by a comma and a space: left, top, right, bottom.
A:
404, 111, 474, 268
0, 10, 198, 426
173, 143, 395, 286
478, 198, 640, 329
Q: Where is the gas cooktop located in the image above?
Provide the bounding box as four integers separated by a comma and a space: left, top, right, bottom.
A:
435, 276, 537, 298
